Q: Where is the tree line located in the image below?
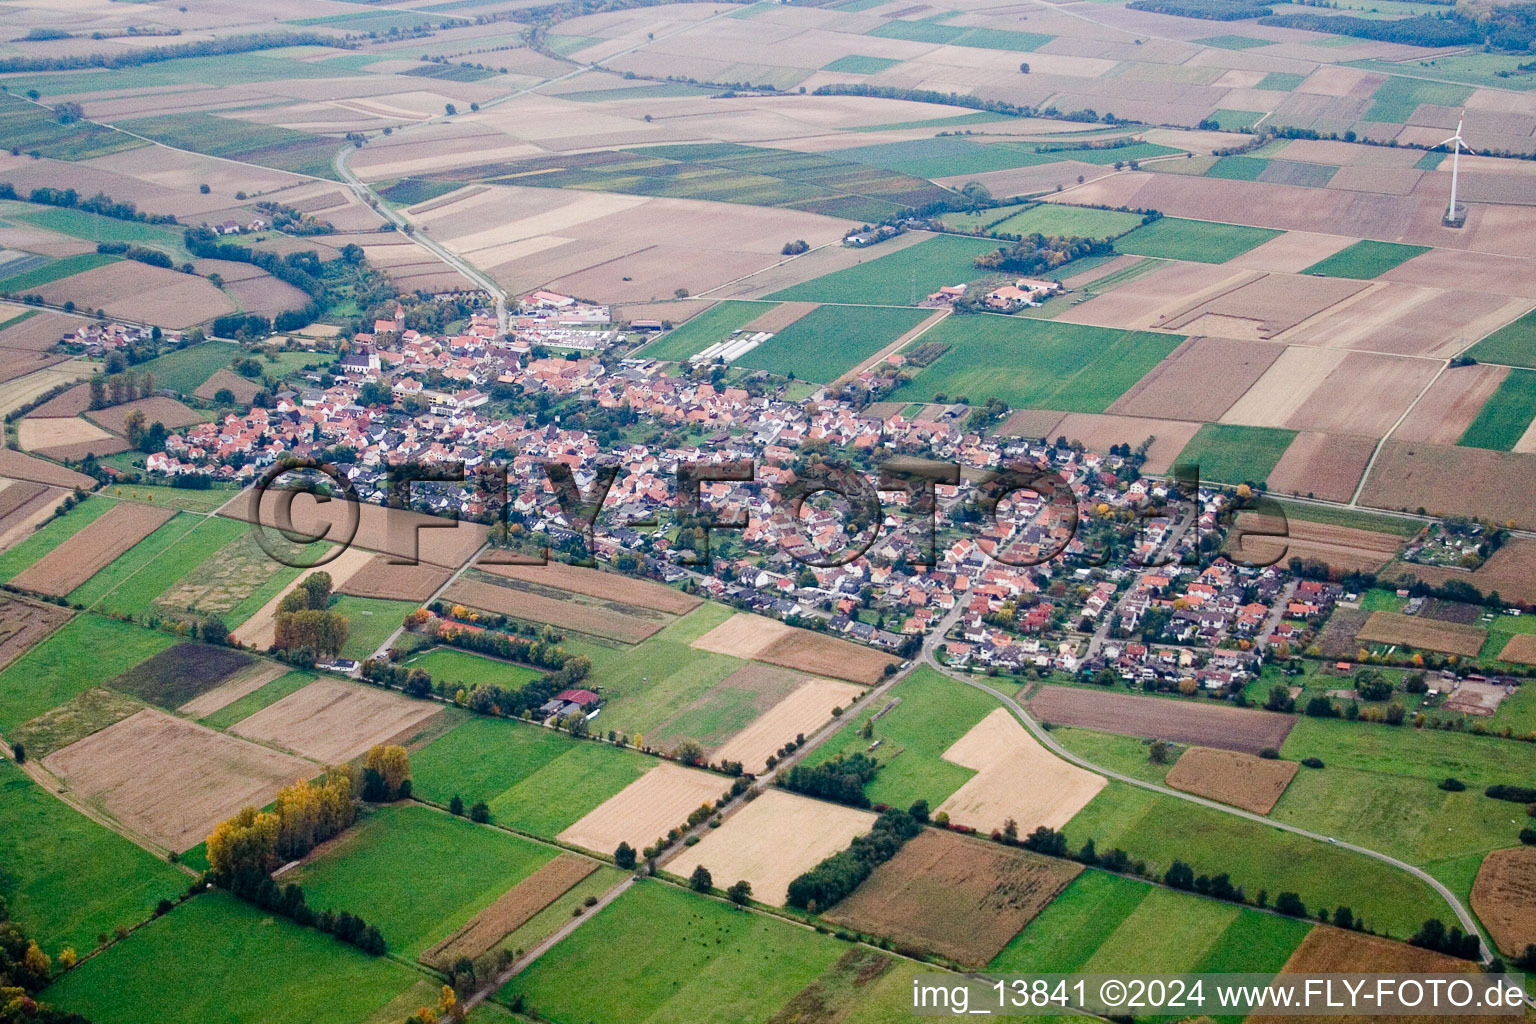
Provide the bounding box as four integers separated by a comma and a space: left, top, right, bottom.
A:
785, 807, 922, 912
0, 184, 177, 226
0, 895, 90, 1024
779, 753, 879, 808
0, 31, 346, 74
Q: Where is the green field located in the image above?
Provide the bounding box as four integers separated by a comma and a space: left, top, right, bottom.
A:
121, 112, 341, 179
1280, 714, 1534, 787
92, 515, 247, 617
332, 596, 418, 661
100, 482, 239, 513
199, 669, 315, 729
1459, 368, 1536, 451
560, 603, 744, 737
766, 235, 1002, 304
412, 716, 656, 838
985, 203, 1144, 239
0, 252, 118, 292
891, 315, 1182, 412
635, 301, 773, 362
499, 880, 845, 1024
133, 341, 247, 393
286, 803, 557, 957
840, 136, 1181, 179
0, 497, 114, 583
15, 205, 189, 259
1115, 217, 1281, 263
68, 512, 202, 610
0, 91, 147, 161
1194, 35, 1272, 48
1258, 72, 1307, 90
822, 55, 902, 73
1269, 499, 1423, 537
733, 304, 929, 381
1363, 75, 1474, 123
1050, 727, 1176, 784
1466, 308, 1536, 369
1064, 781, 1452, 937
45, 892, 419, 1024
1207, 155, 1269, 180
1174, 423, 1298, 486
403, 648, 543, 691
1209, 109, 1268, 131
0, 614, 176, 732
0, 758, 186, 954
799, 666, 995, 809
1301, 239, 1429, 279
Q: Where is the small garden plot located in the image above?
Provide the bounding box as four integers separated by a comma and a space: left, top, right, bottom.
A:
1115, 217, 1281, 263
9, 501, 176, 597
0, 614, 175, 733
935, 708, 1106, 836
104, 642, 256, 710
1165, 746, 1299, 814
499, 881, 845, 1024
0, 758, 186, 955
826, 829, 1082, 968
668, 790, 876, 907
230, 678, 443, 764
7, 687, 143, 760
710, 676, 865, 774
1302, 239, 1430, 279
421, 852, 598, 969
1470, 846, 1536, 958
444, 575, 673, 644
0, 592, 71, 671
478, 560, 700, 615
732, 304, 930, 382
1355, 610, 1486, 657
43, 708, 314, 852
285, 803, 558, 959
557, 762, 729, 855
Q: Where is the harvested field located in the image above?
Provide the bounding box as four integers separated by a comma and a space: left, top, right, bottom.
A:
230, 678, 443, 764
1250, 926, 1493, 1024
335, 555, 449, 602
1355, 611, 1486, 657
997, 408, 1064, 439
193, 368, 263, 404
1394, 364, 1509, 445
1049, 413, 1202, 476
9, 501, 176, 597
1281, 354, 1439, 437
1227, 231, 1355, 274
1362, 441, 1536, 532
1058, 261, 1242, 334
443, 577, 671, 644
175, 661, 288, 719
1108, 336, 1284, 423
0, 480, 46, 519
557, 761, 727, 854
230, 545, 374, 650
825, 829, 1082, 968
668, 789, 875, 907
421, 853, 597, 969
741, 301, 819, 333
1155, 273, 1366, 340
0, 310, 85, 351
221, 487, 488, 569
0, 484, 63, 552
42, 708, 313, 852
24, 384, 92, 419
477, 560, 700, 615
1165, 746, 1298, 814
712, 677, 865, 774
85, 397, 202, 435
0, 447, 94, 488
1229, 514, 1402, 575
755, 627, 897, 686
1263, 432, 1377, 504
1220, 347, 1346, 429
1470, 846, 1536, 958
1029, 686, 1295, 755
17, 416, 117, 454
105, 642, 254, 709
690, 611, 795, 659
936, 708, 1105, 835
1496, 633, 1536, 665
0, 591, 70, 673
34, 261, 234, 330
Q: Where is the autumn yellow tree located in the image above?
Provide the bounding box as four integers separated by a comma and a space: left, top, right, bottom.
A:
363, 744, 411, 801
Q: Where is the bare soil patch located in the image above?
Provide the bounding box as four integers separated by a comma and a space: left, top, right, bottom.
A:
0, 592, 71, 671
34, 261, 234, 330
1156, 273, 1367, 340
1221, 347, 1346, 428
477, 560, 700, 615
690, 611, 795, 659
24, 384, 92, 419
221, 488, 488, 569
42, 708, 313, 852
17, 416, 117, 454
1028, 685, 1295, 755
1394, 364, 1509, 445
0, 484, 64, 553
194, 368, 263, 404
0, 448, 93, 488
1110, 336, 1285, 423
1283, 353, 1438, 437
1227, 231, 1355, 274
741, 301, 819, 333
10, 501, 175, 597
1263, 432, 1377, 504
825, 829, 1082, 968
669, 789, 875, 907
1355, 611, 1486, 657
557, 761, 727, 854
336, 555, 449, 602
106, 641, 255, 709
1362, 441, 1536, 532
86, 397, 202, 435
230, 678, 443, 764
1496, 633, 1536, 665
444, 577, 671, 644
0, 310, 86, 351
713, 676, 865, 774
1050, 413, 1202, 476
1470, 846, 1536, 957
1230, 514, 1402, 575
176, 661, 288, 719
421, 853, 598, 969
997, 408, 1065, 439
1165, 746, 1298, 814
936, 708, 1106, 835
756, 628, 897, 686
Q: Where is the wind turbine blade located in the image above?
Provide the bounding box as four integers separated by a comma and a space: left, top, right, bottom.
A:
1437, 135, 1461, 147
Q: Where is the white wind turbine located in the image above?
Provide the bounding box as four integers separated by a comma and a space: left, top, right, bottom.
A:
1440, 114, 1471, 227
